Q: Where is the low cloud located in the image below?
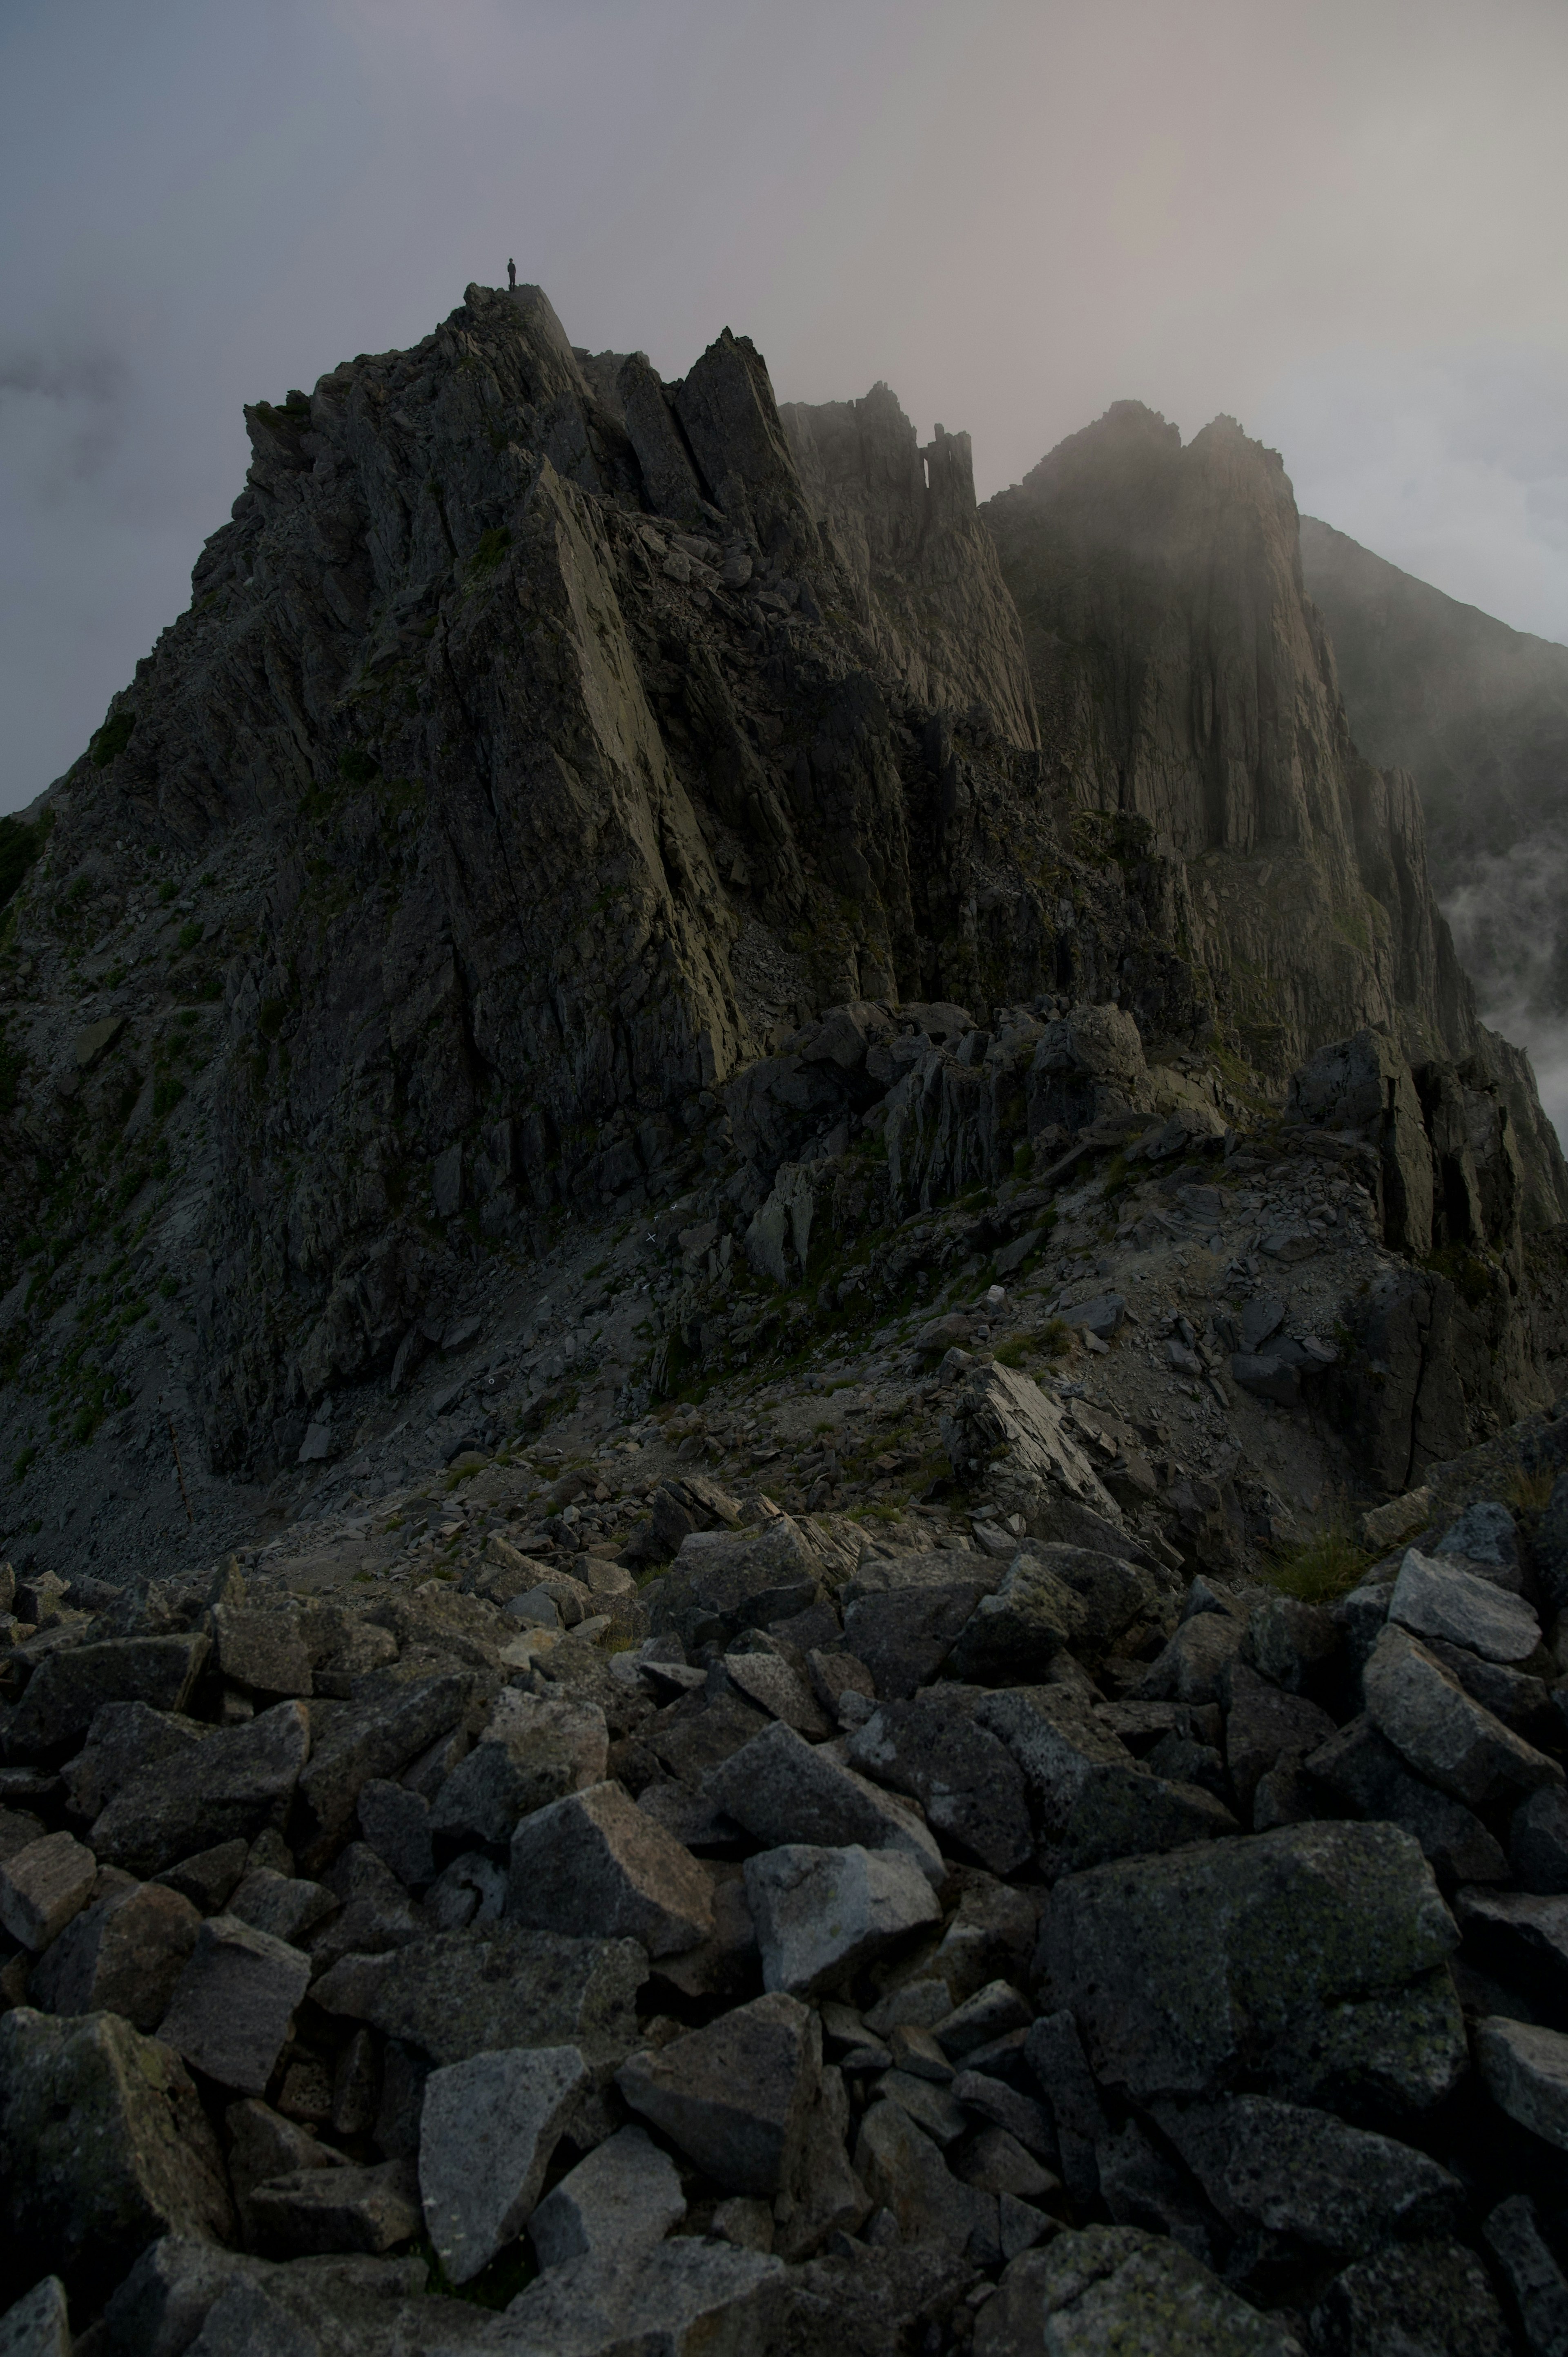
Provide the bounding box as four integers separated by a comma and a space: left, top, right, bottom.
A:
0, 342, 134, 486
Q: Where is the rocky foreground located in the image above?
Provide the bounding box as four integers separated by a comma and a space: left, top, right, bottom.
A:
4, 1017, 1568, 2350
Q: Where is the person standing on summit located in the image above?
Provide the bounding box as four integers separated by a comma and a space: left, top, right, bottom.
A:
507, 258, 517, 289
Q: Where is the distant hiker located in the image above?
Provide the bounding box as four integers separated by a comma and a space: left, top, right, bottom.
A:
507, 258, 517, 290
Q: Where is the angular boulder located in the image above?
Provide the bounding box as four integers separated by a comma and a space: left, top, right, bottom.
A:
499, 2239, 782, 2357
507, 1781, 713, 1956
840, 1554, 1000, 1699
312, 1926, 644, 2072
1046, 1821, 1464, 2110
428, 1688, 607, 1849
618, 1992, 820, 2196
974, 2223, 1302, 2355
704, 1721, 942, 1882
0, 1832, 97, 1953
939, 1363, 1122, 1532
1388, 1549, 1541, 1664
948, 1547, 1158, 1684
0, 2009, 233, 2295
743, 1843, 941, 1996
1154, 2093, 1461, 2253
4, 1636, 210, 1754
419, 2044, 588, 2283
28, 1877, 200, 2030
1363, 1623, 1562, 1807
529, 2123, 686, 2272
155, 1915, 312, 2095
845, 1690, 1033, 1874
90, 1700, 310, 1877
651, 1519, 822, 1655
1309, 2237, 1510, 2357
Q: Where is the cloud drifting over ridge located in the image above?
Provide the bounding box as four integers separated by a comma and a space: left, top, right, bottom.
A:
3, 0, 1568, 809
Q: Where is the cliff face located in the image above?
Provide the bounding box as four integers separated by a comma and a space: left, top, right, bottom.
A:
982, 404, 1568, 1221
1299, 514, 1568, 876
982, 403, 1472, 1061
0, 296, 1560, 1526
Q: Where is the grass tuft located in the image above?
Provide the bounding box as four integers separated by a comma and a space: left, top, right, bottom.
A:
1264, 1523, 1372, 1604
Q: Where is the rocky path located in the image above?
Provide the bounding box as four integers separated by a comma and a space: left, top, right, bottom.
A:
4, 1258, 1568, 2345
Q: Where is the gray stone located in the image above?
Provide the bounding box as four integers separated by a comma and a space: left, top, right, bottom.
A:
0, 2279, 69, 2357
1156, 2093, 1461, 2252
1023, 2010, 1108, 2201
61, 1701, 209, 1822
704, 1721, 942, 1882
872, 2070, 969, 2146
1535, 1470, 1568, 1615
295, 1673, 475, 1856
1512, 1784, 1568, 1893
948, 1547, 1158, 1684
934, 1979, 1032, 2058
1390, 1548, 1541, 1662
207, 1604, 312, 1698
1459, 1889, 1568, 2010
1138, 1608, 1245, 1703
243, 2160, 422, 2259
722, 1649, 834, 1737
1437, 1500, 1523, 1586
529, 2123, 686, 2272
100, 2241, 481, 2357
845, 1690, 1033, 1873
1223, 1664, 1337, 1809
313, 1925, 644, 2070
1483, 2194, 1568, 2357
974, 2224, 1303, 2355
355, 1778, 434, 1887
976, 1684, 1238, 1872
4, 1636, 209, 1753
652, 1519, 822, 1655
226, 1867, 337, 1947
28, 1876, 200, 2029
424, 1849, 508, 1931
841, 1558, 999, 1698
1310, 2237, 1511, 2356
1362, 1623, 1562, 1806
0, 2008, 233, 2293
90, 1700, 309, 1877
1058, 1293, 1125, 1339
154, 1839, 250, 1913
1307, 1715, 1508, 1885
0, 1832, 97, 1952
1241, 1296, 1286, 1353
430, 1688, 607, 1848
507, 1780, 712, 1956
226, 2096, 350, 2206
1246, 1593, 1341, 1694
951, 2069, 1057, 2165
156, 1915, 312, 2094
185, 2277, 318, 2356
941, 1363, 1123, 1538
619, 1992, 820, 2196
955, 2123, 1057, 2201
307, 1842, 421, 1972
419, 2043, 588, 2283
498, 2239, 782, 2357
855, 2098, 998, 2260
1046, 1821, 1463, 2108
744, 1842, 940, 1995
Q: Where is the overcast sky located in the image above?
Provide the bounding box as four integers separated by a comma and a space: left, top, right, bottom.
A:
4, 0, 1568, 812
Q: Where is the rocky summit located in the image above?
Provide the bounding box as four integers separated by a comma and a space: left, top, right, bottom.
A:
2, 283, 1568, 2349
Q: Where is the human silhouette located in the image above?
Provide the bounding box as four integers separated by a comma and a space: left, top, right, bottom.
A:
507, 258, 517, 290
